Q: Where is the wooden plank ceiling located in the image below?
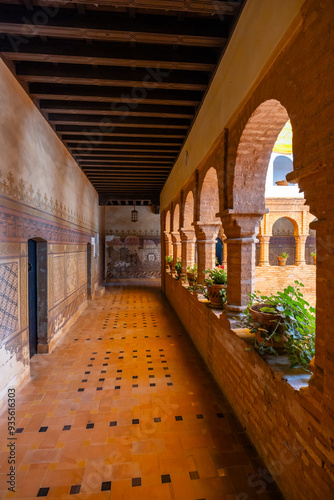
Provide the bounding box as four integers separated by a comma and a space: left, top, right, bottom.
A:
0, 0, 245, 205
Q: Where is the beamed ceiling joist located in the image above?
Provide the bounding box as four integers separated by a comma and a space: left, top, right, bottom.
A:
0, 0, 246, 204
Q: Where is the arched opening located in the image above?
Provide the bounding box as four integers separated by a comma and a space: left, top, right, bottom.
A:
199, 167, 220, 223
173, 204, 180, 232
183, 191, 194, 230
28, 238, 48, 357
306, 219, 317, 265
87, 242, 92, 299
270, 217, 297, 265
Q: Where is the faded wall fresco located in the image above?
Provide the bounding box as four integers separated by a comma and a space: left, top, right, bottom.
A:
105, 206, 161, 279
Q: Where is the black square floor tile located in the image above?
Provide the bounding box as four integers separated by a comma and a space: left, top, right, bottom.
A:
109, 421, 117, 427
175, 416, 183, 421
37, 487, 50, 497
99, 378, 105, 382
86, 423, 94, 429
15, 428, 24, 433
154, 417, 161, 423
161, 474, 171, 484
97, 387, 103, 391
85, 371, 90, 374
115, 386, 121, 390
132, 477, 141, 487
132, 419, 139, 424
39, 426, 48, 433
133, 375, 138, 379
150, 383, 156, 387
101, 481, 111, 491
63, 425, 71, 431
149, 375, 155, 378
132, 384, 138, 388
117, 369, 122, 373
165, 374, 171, 378
101, 370, 106, 374
69, 485, 81, 494
189, 471, 200, 480
196, 414, 204, 419
82, 379, 88, 383
167, 382, 173, 386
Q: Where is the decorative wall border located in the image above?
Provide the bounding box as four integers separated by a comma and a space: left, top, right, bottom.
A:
106, 229, 160, 237
0, 170, 99, 233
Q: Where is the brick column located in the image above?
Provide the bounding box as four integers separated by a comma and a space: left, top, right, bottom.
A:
194, 222, 221, 284
295, 234, 307, 265
164, 232, 172, 260
171, 232, 181, 269
258, 235, 270, 266
222, 236, 228, 266
180, 229, 196, 275
221, 210, 264, 314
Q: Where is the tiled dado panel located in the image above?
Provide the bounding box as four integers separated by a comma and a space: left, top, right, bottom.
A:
48, 244, 88, 341
0, 242, 29, 413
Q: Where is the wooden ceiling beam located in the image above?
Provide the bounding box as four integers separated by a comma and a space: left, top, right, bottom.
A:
63, 137, 183, 145
39, 100, 195, 119
69, 145, 179, 152
29, 83, 202, 106
49, 114, 190, 128
18, 0, 242, 16
1, 38, 217, 72
16, 62, 208, 91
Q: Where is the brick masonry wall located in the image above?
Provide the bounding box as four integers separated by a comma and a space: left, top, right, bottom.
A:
255, 264, 316, 306
165, 274, 333, 500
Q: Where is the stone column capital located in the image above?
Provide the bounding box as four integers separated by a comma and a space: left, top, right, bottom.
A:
258, 235, 271, 243
180, 228, 196, 242
220, 209, 266, 239
194, 221, 221, 241
171, 231, 181, 244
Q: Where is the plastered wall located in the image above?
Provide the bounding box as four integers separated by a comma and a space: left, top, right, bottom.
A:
0, 59, 105, 412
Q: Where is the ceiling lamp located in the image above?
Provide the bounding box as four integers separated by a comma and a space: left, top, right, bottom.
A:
131, 204, 138, 222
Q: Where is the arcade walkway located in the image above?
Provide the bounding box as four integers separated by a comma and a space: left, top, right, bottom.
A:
0, 284, 283, 500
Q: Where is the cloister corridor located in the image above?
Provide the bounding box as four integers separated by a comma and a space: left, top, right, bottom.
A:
0, 282, 283, 500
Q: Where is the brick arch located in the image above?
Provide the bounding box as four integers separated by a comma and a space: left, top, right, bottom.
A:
270, 216, 300, 237
183, 190, 194, 230
199, 167, 220, 222
173, 204, 180, 232
232, 99, 290, 213
165, 210, 171, 233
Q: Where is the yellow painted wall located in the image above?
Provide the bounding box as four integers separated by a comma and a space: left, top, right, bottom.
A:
160, 0, 304, 210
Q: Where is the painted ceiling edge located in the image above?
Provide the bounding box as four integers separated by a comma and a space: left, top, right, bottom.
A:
159, 0, 306, 211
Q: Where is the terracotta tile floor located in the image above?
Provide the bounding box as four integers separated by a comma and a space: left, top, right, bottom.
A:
0, 282, 284, 499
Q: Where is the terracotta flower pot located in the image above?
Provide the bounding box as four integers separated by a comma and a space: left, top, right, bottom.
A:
207, 284, 227, 307
186, 272, 196, 285
277, 256, 287, 266
249, 304, 286, 350
312, 255, 316, 265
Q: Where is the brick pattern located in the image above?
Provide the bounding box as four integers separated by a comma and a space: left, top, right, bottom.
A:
165, 275, 333, 500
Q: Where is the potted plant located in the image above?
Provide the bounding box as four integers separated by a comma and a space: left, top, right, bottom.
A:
277, 251, 289, 266
174, 258, 182, 280
203, 265, 227, 307
165, 255, 173, 271
311, 252, 316, 265
237, 281, 315, 371
186, 264, 197, 285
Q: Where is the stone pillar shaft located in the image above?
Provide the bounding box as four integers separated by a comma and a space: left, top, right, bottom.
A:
194, 222, 221, 284
295, 235, 307, 265
221, 210, 264, 313
180, 229, 196, 275
258, 235, 270, 266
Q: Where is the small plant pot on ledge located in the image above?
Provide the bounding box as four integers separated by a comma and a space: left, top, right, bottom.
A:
249, 304, 286, 350
186, 272, 196, 286
207, 284, 227, 307
277, 256, 287, 266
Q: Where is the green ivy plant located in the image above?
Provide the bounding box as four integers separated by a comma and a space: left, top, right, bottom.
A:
237, 281, 315, 371
186, 263, 198, 274
165, 255, 173, 263
203, 265, 227, 285
174, 258, 182, 280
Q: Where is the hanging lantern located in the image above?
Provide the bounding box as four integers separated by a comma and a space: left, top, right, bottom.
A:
131, 206, 138, 222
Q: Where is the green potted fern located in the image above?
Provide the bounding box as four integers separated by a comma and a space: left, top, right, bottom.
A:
203, 265, 227, 307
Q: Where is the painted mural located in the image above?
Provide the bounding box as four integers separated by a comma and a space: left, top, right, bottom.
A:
106, 232, 161, 278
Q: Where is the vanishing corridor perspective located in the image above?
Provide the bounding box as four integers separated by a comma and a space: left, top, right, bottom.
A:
1, 0, 334, 499
0, 283, 282, 499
